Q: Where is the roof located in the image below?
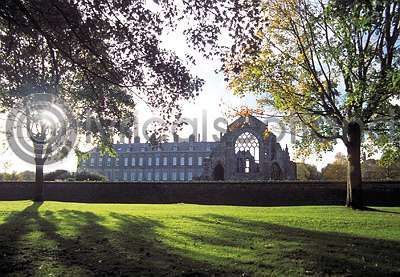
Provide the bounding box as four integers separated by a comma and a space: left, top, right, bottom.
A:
227, 115, 268, 133
91, 141, 219, 154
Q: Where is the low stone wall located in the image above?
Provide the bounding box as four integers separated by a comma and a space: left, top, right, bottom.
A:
0, 180, 399, 206
0, 182, 34, 200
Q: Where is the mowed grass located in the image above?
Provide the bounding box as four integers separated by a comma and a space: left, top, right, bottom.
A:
0, 202, 399, 276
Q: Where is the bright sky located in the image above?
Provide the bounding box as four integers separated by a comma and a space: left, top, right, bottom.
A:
0, 19, 348, 174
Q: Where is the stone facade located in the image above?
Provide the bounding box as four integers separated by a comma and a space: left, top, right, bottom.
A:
78, 137, 216, 181
78, 115, 296, 181
202, 115, 296, 180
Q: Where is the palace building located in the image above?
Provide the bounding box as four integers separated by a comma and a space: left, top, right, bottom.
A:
77, 115, 296, 181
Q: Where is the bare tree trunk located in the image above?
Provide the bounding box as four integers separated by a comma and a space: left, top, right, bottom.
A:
34, 161, 44, 202
33, 143, 44, 202
346, 122, 363, 208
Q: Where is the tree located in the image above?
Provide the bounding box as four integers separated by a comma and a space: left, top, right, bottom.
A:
321, 153, 347, 181
380, 162, 400, 180
382, 161, 400, 180
0, 172, 18, 181
17, 170, 35, 181
226, 0, 400, 208
0, 0, 264, 202
44, 170, 72, 181
363, 158, 400, 180
0, 170, 35, 181
75, 171, 107, 182
296, 162, 321, 180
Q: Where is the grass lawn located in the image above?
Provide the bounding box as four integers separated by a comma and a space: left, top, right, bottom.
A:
0, 202, 399, 276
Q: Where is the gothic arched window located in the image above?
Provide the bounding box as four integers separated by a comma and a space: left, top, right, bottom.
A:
235, 132, 260, 160
235, 132, 260, 173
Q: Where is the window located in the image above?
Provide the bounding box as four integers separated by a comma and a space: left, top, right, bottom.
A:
147, 172, 152, 181
235, 131, 260, 173
162, 172, 168, 181
114, 170, 120, 181
245, 159, 250, 173
172, 145, 178, 151
179, 171, 185, 181
154, 145, 161, 151
140, 147, 145, 152
188, 157, 192, 166
123, 171, 128, 181
180, 157, 185, 166
172, 157, 177, 166
188, 171, 193, 181
107, 157, 111, 166
148, 157, 152, 166
155, 171, 160, 181
189, 145, 194, 151
124, 157, 128, 167
155, 157, 160, 166
171, 171, 177, 181
271, 163, 282, 180
81, 159, 86, 166
98, 157, 103, 167
90, 157, 95, 167
115, 158, 120, 166
131, 171, 135, 181
139, 157, 143, 166
131, 157, 136, 167
235, 132, 260, 162
206, 145, 211, 151
138, 171, 143, 181
163, 157, 167, 166
198, 156, 203, 166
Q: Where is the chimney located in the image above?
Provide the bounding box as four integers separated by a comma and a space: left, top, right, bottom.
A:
189, 134, 195, 142
134, 136, 140, 143
119, 133, 125, 144
173, 132, 179, 143
198, 133, 201, 142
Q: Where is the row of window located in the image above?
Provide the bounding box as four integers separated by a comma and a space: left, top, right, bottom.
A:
84, 156, 205, 167
117, 145, 213, 153
108, 170, 194, 181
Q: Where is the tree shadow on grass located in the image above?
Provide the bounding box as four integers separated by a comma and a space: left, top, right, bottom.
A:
0, 203, 227, 276
0, 204, 400, 276
38, 210, 226, 276
0, 202, 43, 275
176, 214, 400, 276
362, 207, 400, 215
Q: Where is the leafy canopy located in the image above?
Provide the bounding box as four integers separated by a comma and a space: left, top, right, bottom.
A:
226, 0, 400, 162
0, 0, 264, 155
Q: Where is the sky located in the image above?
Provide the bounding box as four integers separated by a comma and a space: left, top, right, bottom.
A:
0, 15, 348, 174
